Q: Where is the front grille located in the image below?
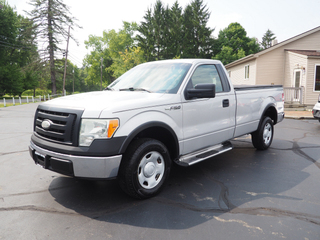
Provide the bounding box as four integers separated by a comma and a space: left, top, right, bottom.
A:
34, 106, 83, 145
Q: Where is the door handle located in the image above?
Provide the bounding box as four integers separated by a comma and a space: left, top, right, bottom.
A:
223, 99, 229, 108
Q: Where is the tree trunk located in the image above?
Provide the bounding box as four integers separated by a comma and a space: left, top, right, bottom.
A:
48, 0, 56, 94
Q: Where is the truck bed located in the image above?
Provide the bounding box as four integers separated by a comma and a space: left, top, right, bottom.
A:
233, 85, 283, 91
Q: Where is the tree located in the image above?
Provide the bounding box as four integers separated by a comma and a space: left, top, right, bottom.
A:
136, 8, 155, 61
261, 29, 276, 49
84, 22, 138, 90
0, 1, 21, 96
168, 1, 183, 58
62, 60, 82, 93
137, 0, 215, 61
137, 0, 167, 61
107, 47, 146, 78
214, 22, 260, 65
215, 46, 245, 66
0, 1, 39, 97
26, 0, 81, 94
181, 0, 215, 58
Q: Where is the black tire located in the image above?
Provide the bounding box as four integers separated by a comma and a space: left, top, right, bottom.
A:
118, 138, 171, 199
251, 116, 274, 150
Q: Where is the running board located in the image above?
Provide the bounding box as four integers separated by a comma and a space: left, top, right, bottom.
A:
175, 141, 233, 167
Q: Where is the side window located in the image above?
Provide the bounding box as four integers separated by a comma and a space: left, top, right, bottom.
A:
245, 65, 250, 79
189, 65, 224, 92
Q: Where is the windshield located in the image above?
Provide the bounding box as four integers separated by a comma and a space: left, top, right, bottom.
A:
108, 62, 192, 94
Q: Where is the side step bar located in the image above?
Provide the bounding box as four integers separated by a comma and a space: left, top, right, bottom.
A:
175, 141, 233, 167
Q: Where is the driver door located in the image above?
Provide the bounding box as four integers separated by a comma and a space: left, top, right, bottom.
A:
181, 64, 236, 155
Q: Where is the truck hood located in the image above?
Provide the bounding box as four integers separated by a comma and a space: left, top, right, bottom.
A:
41, 91, 180, 118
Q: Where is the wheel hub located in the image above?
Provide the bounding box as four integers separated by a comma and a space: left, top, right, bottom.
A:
263, 123, 272, 144
144, 162, 156, 177
138, 151, 165, 189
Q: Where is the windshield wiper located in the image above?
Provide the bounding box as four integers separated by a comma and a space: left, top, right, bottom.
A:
119, 87, 152, 93
104, 87, 114, 91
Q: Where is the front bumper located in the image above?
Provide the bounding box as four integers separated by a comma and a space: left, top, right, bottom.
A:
29, 141, 122, 179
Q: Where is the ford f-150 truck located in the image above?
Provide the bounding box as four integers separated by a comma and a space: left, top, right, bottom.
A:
29, 59, 284, 199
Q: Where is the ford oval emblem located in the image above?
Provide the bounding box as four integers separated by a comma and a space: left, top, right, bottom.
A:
42, 119, 53, 130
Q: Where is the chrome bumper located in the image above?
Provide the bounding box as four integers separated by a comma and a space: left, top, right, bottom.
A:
29, 141, 122, 179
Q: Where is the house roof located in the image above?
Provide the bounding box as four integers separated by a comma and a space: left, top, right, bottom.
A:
225, 26, 320, 68
287, 50, 320, 57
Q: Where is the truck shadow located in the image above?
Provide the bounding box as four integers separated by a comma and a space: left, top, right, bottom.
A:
48, 126, 320, 229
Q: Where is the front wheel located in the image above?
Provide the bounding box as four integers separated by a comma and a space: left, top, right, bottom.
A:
251, 116, 274, 150
118, 138, 171, 199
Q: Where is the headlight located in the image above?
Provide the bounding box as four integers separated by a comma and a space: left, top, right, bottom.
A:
79, 119, 119, 146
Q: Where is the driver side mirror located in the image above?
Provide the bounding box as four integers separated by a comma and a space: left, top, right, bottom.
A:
185, 83, 216, 100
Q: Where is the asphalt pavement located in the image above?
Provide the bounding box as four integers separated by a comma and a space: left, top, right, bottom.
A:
0, 103, 320, 240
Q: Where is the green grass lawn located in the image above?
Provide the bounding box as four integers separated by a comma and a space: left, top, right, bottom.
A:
0, 102, 32, 108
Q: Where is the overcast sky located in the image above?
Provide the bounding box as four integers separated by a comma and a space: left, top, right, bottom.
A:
8, 0, 320, 67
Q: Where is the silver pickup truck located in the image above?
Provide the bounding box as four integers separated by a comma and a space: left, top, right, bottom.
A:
29, 59, 284, 199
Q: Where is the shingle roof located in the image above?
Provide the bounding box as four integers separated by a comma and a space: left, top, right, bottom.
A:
288, 50, 320, 56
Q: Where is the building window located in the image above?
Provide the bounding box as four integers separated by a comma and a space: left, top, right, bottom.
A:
245, 65, 249, 79
315, 65, 320, 91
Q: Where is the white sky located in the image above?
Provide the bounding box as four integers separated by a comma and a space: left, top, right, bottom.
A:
8, 0, 320, 67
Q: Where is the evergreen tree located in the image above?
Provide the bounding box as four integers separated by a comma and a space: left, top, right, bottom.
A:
137, 0, 215, 60
168, 1, 183, 58
261, 29, 276, 49
182, 0, 214, 58
136, 8, 155, 61
26, 0, 81, 94
152, 0, 165, 60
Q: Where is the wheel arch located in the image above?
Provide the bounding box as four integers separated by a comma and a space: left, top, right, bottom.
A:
118, 121, 179, 161
261, 104, 278, 125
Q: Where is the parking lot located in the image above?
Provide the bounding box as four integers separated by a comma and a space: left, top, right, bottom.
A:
0, 103, 320, 239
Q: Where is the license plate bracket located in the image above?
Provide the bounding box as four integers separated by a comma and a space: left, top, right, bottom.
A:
34, 151, 48, 168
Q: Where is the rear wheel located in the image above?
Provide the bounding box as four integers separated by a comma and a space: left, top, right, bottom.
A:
251, 116, 274, 150
118, 138, 171, 199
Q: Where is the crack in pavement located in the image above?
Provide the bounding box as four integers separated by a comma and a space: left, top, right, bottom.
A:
152, 197, 320, 226
0, 150, 29, 156
1, 199, 320, 226
0, 201, 145, 220
0, 205, 79, 216
202, 169, 236, 211
0, 184, 76, 198
233, 136, 320, 169
291, 133, 320, 169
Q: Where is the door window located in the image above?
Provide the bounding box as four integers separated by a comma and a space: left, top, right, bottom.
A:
293, 70, 302, 100
189, 65, 224, 93
294, 70, 301, 88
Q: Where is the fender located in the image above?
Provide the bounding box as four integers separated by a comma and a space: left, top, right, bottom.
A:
259, 103, 278, 126
118, 121, 179, 158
